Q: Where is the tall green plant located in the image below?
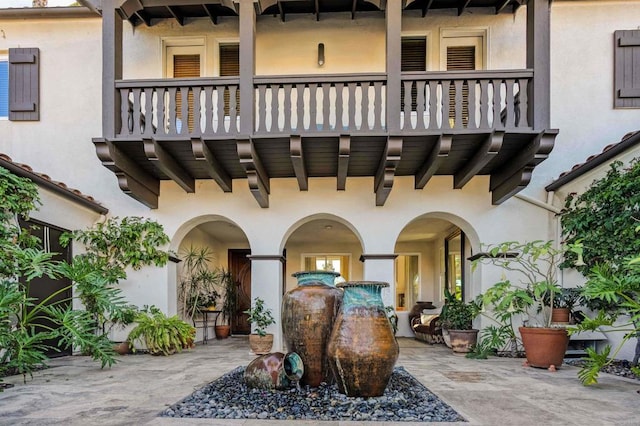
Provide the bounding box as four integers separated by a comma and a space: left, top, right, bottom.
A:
178, 246, 220, 322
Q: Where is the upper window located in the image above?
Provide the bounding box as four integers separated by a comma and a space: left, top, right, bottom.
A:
614, 30, 640, 108
0, 55, 8, 119
401, 37, 426, 112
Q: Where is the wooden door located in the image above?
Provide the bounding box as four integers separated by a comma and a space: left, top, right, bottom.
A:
229, 249, 251, 334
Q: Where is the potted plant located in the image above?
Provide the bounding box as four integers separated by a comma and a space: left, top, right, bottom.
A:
127, 305, 195, 356
178, 246, 221, 323
244, 297, 276, 354
215, 268, 236, 339
439, 298, 479, 353
473, 240, 579, 371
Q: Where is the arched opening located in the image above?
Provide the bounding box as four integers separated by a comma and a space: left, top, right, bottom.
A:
171, 216, 251, 343
394, 213, 479, 313
281, 215, 363, 292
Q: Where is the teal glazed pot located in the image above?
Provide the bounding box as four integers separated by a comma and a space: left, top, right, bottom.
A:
243, 352, 304, 390
281, 270, 343, 387
327, 281, 399, 397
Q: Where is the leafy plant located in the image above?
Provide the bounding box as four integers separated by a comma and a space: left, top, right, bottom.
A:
244, 297, 275, 337
127, 305, 195, 356
178, 246, 221, 322
385, 305, 398, 335
218, 268, 237, 326
440, 298, 476, 330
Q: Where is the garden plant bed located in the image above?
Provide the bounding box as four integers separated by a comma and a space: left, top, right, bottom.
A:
564, 359, 640, 381
162, 366, 466, 422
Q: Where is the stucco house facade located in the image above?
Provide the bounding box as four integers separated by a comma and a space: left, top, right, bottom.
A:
1, 0, 639, 355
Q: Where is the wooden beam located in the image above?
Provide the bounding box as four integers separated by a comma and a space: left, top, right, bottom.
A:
458, 0, 471, 16
202, 4, 218, 25
278, 0, 285, 22
454, 131, 504, 189
495, 0, 511, 14
491, 167, 534, 205
166, 6, 184, 25
239, 0, 255, 136
527, 0, 551, 129
116, 172, 159, 209
337, 134, 350, 191
489, 131, 555, 191
315, 0, 320, 21
386, 0, 402, 133
237, 138, 270, 207
422, 0, 434, 17
191, 137, 232, 192
374, 136, 402, 206
143, 138, 195, 193
290, 135, 308, 191
134, 10, 152, 26
351, 0, 357, 19
415, 134, 452, 189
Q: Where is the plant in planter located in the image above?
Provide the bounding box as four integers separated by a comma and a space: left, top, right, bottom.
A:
473, 240, 580, 371
127, 305, 195, 356
439, 298, 479, 353
244, 297, 276, 355
178, 246, 221, 323
215, 268, 236, 339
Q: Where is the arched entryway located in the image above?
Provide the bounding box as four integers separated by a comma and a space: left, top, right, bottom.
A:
170, 216, 251, 342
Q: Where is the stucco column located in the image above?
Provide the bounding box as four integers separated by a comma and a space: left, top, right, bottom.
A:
360, 254, 398, 307
247, 255, 285, 352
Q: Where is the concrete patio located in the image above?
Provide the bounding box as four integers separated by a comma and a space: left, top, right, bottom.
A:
0, 337, 638, 425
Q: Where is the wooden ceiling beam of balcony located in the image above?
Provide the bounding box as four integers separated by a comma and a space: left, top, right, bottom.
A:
454, 131, 504, 189
166, 6, 184, 25
143, 138, 195, 193
202, 4, 218, 25
415, 134, 452, 189
116, 172, 159, 209
458, 0, 471, 16
192, 137, 232, 192
495, 0, 511, 14
351, 0, 357, 19
491, 166, 534, 205
290, 135, 308, 191
134, 10, 152, 26
315, 0, 320, 21
337, 134, 350, 191
278, 1, 285, 22
374, 136, 403, 206
94, 138, 159, 208
422, 0, 434, 17
238, 138, 270, 208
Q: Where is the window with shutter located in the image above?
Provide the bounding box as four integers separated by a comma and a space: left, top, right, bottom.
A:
173, 54, 200, 132
401, 37, 426, 112
447, 45, 475, 126
8, 48, 39, 121
614, 30, 640, 108
0, 55, 8, 119
219, 43, 239, 115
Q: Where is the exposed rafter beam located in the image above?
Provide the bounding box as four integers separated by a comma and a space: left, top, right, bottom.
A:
134, 10, 152, 26
315, 0, 320, 21
458, 0, 471, 16
143, 138, 195, 193
454, 131, 504, 189
290, 135, 308, 191
351, 0, 357, 19
490, 131, 556, 204
415, 134, 452, 189
495, 0, 511, 14
337, 134, 350, 191
422, 0, 434, 17
237, 138, 270, 208
166, 6, 184, 25
202, 4, 218, 25
374, 136, 403, 206
191, 137, 232, 192
278, 1, 285, 22
93, 137, 159, 208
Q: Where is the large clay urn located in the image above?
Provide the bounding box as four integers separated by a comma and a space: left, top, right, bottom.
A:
243, 352, 304, 390
281, 270, 342, 387
519, 326, 569, 370
327, 281, 399, 397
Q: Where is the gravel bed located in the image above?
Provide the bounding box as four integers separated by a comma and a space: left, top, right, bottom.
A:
161, 366, 466, 422
564, 358, 640, 381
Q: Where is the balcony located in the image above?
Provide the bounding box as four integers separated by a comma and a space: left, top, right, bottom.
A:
95, 0, 556, 209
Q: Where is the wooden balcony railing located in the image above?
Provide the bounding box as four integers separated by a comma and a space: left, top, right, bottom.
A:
115, 70, 533, 139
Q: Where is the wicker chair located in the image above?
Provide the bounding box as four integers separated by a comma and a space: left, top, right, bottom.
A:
411, 313, 444, 344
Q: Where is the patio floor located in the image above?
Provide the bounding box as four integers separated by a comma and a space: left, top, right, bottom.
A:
0, 336, 638, 425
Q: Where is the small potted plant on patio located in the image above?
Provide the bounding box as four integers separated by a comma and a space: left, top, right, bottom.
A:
439, 298, 479, 353
127, 305, 195, 356
473, 240, 580, 371
244, 297, 276, 355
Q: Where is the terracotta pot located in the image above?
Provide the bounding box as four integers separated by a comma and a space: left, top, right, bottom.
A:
442, 328, 452, 348
282, 270, 343, 387
449, 329, 479, 353
244, 352, 304, 390
551, 308, 570, 325
249, 333, 274, 355
327, 281, 399, 397
113, 341, 130, 355
214, 325, 231, 339
519, 326, 569, 369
